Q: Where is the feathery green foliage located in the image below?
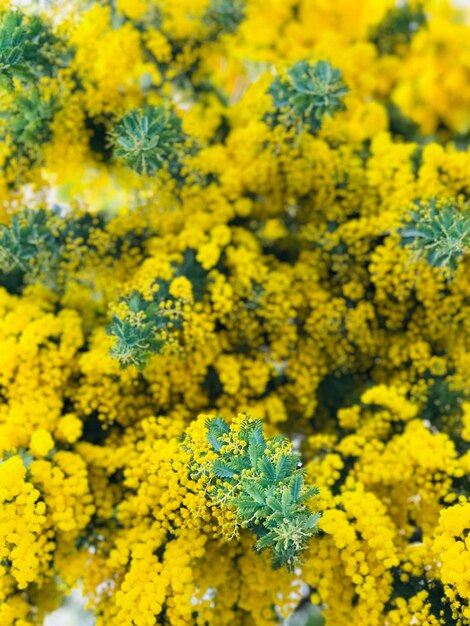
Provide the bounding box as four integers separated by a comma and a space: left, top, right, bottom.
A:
6, 91, 56, 157
370, 3, 427, 56
267, 60, 348, 133
400, 199, 470, 271
0, 10, 56, 90
107, 250, 207, 368
0, 12, 59, 165
203, 0, 246, 35
106, 289, 174, 370
107, 311, 165, 370
188, 416, 320, 570
0, 210, 59, 274
0, 208, 128, 292
110, 105, 186, 176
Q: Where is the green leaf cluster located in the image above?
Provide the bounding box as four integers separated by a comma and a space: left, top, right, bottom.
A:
5, 90, 56, 158
0, 208, 117, 292
203, 0, 246, 36
106, 289, 173, 369
191, 416, 320, 570
400, 199, 470, 271
107, 313, 165, 370
0, 210, 60, 277
0, 10, 56, 90
110, 105, 186, 176
107, 250, 207, 368
370, 3, 427, 56
0, 12, 62, 167
267, 60, 348, 133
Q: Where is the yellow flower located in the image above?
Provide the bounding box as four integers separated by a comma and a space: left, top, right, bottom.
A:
29, 430, 54, 458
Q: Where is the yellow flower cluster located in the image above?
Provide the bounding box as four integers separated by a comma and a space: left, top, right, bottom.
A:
0, 456, 50, 591
433, 504, 470, 623
0, 0, 468, 625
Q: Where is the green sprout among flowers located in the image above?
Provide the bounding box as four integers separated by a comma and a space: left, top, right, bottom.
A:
186, 415, 320, 571
370, 3, 427, 56
203, 0, 246, 35
107, 250, 207, 368
400, 199, 470, 272
110, 105, 186, 176
0, 10, 56, 89
106, 288, 182, 370
268, 60, 349, 133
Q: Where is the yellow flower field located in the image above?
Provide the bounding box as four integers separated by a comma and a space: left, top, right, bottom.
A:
0, 1, 468, 625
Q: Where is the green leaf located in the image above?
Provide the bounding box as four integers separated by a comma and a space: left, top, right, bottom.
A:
248, 442, 263, 468
275, 454, 294, 481
267, 60, 348, 133
298, 486, 320, 505
187, 415, 321, 571
259, 456, 276, 481
281, 487, 292, 512
0, 11, 58, 89
400, 199, 470, 273
305, 512, 321, 530
248, 421, 266, 449
212, 460, 238, 480
265, 494, 283, 513
0, 209, 57, 274
289, 473, 304, 501
206, 417, 230, 452
110, 105, 186, 176
255, 531, 276, 551
244, 483, 266, 505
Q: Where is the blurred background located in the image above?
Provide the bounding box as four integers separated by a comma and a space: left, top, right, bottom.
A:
44, 589, 94, 626
44, 588, 324, 626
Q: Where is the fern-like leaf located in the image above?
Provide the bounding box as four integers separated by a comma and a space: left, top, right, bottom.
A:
206, 417, 230, 452
186, 415, 320, 570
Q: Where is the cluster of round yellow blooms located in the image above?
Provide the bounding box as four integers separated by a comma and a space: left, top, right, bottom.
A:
433, 504, 470, 623
0, 0, 469, 625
